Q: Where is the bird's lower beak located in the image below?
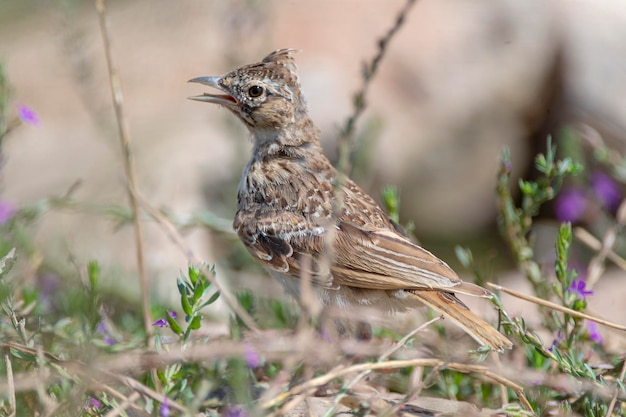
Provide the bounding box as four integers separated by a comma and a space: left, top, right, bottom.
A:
187, 76, 237, 106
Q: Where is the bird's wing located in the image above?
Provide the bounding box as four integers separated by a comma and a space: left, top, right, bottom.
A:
235, 211, 490, 297
330, 221, 491, 297
234, 209, 336, 288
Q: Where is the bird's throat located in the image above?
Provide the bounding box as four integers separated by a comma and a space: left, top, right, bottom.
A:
252, 115, 322, 156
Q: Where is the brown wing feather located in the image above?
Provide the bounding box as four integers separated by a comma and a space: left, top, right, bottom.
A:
331, 222, 479, 293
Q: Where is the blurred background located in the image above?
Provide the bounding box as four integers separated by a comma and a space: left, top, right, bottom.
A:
1, 0, 626, 326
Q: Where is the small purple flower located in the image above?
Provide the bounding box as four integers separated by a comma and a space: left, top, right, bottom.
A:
0, 201, 16, 224
38, 272, 60, 306
96, 320, 116, 346
17, 104, 39, 126
587, 321, 604, 345
96, 321, 107, 334
223, 405, 248, 417
244, 343, 260, 368
568, 279, 593, 299
84, 397, 101, 409
160, 397, 170, 417
152, 312, 177, 327
319, 327, 333, 344
591, 172, 622, 211
548, 330, 564, 351
152, 318, 168, 327
555, 188, 587, 222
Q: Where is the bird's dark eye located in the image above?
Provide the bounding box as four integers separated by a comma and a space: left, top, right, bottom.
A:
248, 85, 264, 98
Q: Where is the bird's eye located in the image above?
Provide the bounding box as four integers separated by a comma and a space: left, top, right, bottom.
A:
248, 85, 264, 98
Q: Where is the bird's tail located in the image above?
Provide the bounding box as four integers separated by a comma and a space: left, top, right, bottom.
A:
408, 290, 512, 352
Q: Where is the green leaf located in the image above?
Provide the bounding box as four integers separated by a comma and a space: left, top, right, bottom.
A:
156, 369, 166, 384
181, 292, 193, 316
176, 277, 187, 295
381, 185, 400, 223
87, 261, 100, 289
10, 349, 36, 362
0, 247, 16, 279
189, 315, 201, 330
167, 313, 184, 336
454, 246, 473, 268
201, 291, 221, 308
535, 154, 548, 173
188, 265, 199, 285
192, 276, 206, 304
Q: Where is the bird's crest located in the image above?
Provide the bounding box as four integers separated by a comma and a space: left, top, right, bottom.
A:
235, 48, 301, 91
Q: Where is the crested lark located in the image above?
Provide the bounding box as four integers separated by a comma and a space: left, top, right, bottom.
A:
189, 49, 512, 351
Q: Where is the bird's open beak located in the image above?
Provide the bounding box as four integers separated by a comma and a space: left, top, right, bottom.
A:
187, 76, 238, 106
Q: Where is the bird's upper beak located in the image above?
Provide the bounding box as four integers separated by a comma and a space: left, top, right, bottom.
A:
187, 76, 238, 106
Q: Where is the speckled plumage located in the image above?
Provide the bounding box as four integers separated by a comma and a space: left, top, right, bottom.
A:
189, 49, 511, 351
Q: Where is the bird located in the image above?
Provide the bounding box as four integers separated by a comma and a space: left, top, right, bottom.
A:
188, 49, 512, 351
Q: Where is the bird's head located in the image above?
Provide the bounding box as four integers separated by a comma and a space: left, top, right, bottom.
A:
189, 49, 306, 132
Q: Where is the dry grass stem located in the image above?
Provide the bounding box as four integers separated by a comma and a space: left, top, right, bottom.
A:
4, 353, 15, 417
95, 0, 152, 336
319, 316, 442, 417
574, 227, 626, 272
95, 382, 149, 415
263, 358, 527, 412
263, 317, 454, 413
338, 0, 418, 166
117, 375, 189, 414
488, 283, 626, 331
606, 359, 626, 416
102, 391, 140, 417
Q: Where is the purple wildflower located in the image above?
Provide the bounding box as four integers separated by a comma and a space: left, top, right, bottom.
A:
160, 397, 170, 417
84, 397, 101, 409
223, 405, 248, 417
319, 327, 333, 344
152, 312, 176, 327
0, 201, 16, 224
37, 272, 60, 307
568, 279, 593, 299
555, 188, 587, 222
244, 343, 260, 368
152, 318, 168, 327
587, 321, 604, 345
96, 321, 107, 334
96, 320, 116, 346
549, 330, 564, 351
17, 104, 39, 126
591, 172, 622, 211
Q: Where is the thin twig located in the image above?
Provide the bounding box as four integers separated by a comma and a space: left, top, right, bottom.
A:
606, 359, 626, 416
337, 0, 418, 175
488, 283, 626, 331
103, 391, 140, 417
95, 0, 151, 337
5, 354, 15, 417
320, 316, 442, 417
264, 316, 438, 414
574, 227, 626, 272
263, 358, 527, 411
92, 381, 148, 415
115, 375, 189, 414
323, 316, 442, 417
